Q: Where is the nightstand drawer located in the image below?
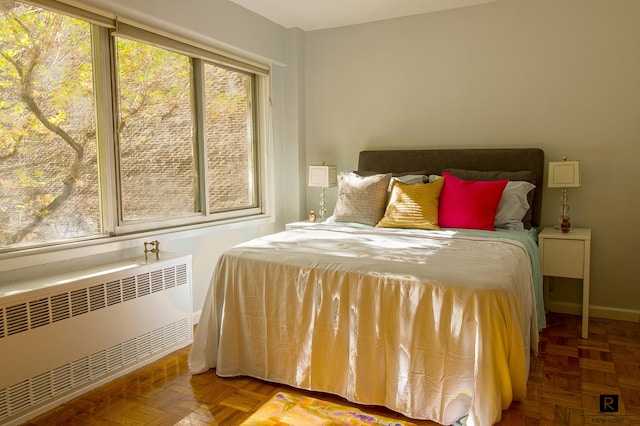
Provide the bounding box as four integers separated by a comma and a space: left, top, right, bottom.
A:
542, 239, 585, 279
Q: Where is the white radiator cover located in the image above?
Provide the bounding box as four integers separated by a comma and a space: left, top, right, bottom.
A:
0, 252, 193, 426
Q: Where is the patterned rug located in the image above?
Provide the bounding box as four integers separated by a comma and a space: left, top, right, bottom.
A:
241, 392, 417, 425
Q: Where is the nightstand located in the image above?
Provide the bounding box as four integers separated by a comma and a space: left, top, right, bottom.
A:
538, 227, 592, 338
285, 221, 318, 231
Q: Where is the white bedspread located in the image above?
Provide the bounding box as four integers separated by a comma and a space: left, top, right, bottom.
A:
189, 225, 539, 425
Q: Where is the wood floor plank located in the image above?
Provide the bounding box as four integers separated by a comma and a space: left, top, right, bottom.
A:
22, 312, 640, 426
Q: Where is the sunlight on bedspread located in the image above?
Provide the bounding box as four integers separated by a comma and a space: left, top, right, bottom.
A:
189, 225, 540, 425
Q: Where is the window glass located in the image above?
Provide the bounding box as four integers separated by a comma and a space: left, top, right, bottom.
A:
115, 37, 197, 222
204, 63, 257, 212
0, 1, 266, 253
0, 3, 100, 248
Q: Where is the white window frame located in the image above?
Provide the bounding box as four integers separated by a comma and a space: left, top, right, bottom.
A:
1, 0, 273, 252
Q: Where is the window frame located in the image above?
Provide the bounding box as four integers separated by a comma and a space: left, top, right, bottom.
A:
0, 0, 271, 251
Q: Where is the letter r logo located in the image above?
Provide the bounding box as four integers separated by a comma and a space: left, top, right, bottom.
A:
599, 394, 619, 412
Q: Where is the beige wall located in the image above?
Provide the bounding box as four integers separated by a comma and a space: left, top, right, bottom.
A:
304, 0, 640, 317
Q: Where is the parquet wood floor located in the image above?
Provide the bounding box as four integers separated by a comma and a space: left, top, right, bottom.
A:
24, 312, 640, 425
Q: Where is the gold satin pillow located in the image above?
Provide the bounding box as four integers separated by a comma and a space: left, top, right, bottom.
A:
376, 178, 444, 230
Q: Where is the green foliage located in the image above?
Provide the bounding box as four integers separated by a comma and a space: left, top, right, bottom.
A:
116, 37, 191, 126
0, 3, 95, 246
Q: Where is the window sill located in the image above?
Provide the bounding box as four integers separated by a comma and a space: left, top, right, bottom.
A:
0, 213, 275, 272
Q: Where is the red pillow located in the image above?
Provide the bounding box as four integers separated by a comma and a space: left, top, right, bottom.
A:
438, 172, 508, 231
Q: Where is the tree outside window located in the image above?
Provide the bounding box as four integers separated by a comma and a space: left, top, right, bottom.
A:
0, 4, 100, 247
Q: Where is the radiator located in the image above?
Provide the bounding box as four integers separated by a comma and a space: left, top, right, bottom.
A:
0, 252, 193, 426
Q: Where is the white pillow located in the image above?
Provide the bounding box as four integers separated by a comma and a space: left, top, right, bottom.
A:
494, 181, 536, 231
388, 174, 426, 191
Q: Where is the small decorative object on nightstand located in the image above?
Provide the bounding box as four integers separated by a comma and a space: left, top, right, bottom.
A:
547, 158, 581, 233
538, 227, 591, 338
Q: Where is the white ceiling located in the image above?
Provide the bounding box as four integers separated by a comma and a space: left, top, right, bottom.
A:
229, 0, 499, 31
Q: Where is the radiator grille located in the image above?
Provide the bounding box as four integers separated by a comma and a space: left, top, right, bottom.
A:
122, 276, 136, 302
71, 288, 88, 317
6, 304, 27, 336
137, 273, 150, 297
0, 389, 7, 420
51, 293, 70, 323
31, 373, 51, 406
0, 264, 188, 340
89, 284, 106, 311
0, 318, 189, 421
28, 298, 49, 329
0, 258, 191, 425
151, 270, 164, 293
7, 382, 29, 416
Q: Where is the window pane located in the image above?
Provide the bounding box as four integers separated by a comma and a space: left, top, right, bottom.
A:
116, 37, 196, 222
204, 63, 257, 212
0, 3, 100, 249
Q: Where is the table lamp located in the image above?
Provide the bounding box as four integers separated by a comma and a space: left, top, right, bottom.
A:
308, 164, 337, 221
547, 158, 581, 233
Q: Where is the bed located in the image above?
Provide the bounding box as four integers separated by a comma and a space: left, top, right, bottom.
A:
190, 148, 546, 425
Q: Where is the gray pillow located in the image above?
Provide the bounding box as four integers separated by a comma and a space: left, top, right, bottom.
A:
494, 181, 536, 231
333, 172, 392, 226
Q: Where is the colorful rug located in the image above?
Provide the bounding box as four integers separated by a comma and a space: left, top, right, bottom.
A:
241, 391, 417, 425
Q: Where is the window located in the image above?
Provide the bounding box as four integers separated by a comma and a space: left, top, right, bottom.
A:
0, 4, 101, 247
115, 37, 197, 222
0, 1, 267, 252
203, 63, 258, 212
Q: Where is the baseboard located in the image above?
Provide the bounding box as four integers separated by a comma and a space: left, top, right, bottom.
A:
547, 301, 640, 322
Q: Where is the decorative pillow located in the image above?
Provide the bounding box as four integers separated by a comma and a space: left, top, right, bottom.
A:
443, 168, 537, 228
376, 178, 445, 230
438, 172, 508, 231
333, 172, 392, 226
494, 181, 536, 231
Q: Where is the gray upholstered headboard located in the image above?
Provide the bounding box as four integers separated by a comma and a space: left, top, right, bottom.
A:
358, 148, 545, 228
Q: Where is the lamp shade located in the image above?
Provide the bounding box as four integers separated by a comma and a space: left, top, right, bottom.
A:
548, 161, 581, 188
308, 165, 338, 188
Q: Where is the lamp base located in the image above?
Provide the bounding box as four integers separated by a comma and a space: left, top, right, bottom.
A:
318, 187, 327, 221
559, 189, 571, 233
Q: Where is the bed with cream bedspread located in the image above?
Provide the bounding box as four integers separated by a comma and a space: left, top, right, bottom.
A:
189, 224, 539, 425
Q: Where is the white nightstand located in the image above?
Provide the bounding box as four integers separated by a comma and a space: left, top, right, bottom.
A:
285, 221, 318, 231
538, 227, 592, 338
